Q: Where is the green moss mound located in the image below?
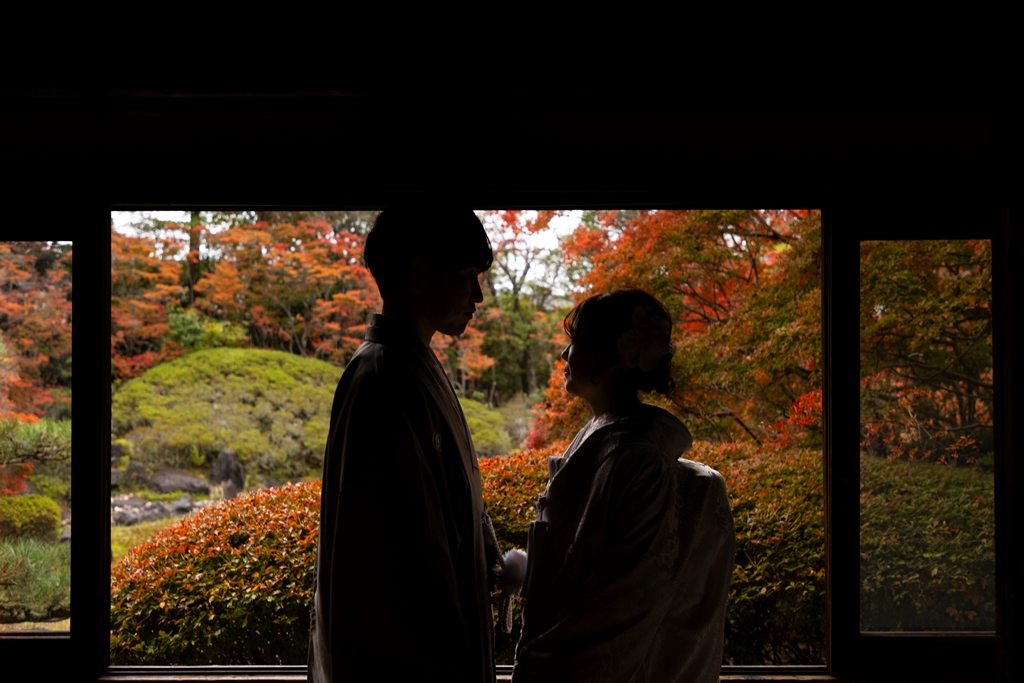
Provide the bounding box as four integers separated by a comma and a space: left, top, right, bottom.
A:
111, 348, 342, 482
110, 482, 320, 664
459, 398, 513, 457
0, 495, 62, 541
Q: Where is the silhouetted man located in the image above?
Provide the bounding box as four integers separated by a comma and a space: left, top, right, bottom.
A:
308, 208, 495, 683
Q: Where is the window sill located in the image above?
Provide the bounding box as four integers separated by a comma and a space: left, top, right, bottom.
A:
87, 667, 994, 683
90, 677, 994, 683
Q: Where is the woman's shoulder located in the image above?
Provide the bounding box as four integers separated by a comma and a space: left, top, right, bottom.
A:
560, 404, 695, 483
675, 457, 727, 489
604, 403, 693, 456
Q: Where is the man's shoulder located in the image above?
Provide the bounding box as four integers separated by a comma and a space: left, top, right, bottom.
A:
343, 341, 382, 373
339, 341, 426, 398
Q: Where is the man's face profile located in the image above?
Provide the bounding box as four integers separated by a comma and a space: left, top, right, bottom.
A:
420, 264, 485, 337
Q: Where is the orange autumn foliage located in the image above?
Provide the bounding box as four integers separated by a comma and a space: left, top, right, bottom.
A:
111, 226, 185, 381
530, 209, 822, 450
194, 219, 379, 364
0, 241, 72, 417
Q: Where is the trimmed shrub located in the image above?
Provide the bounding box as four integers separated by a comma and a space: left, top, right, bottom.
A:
478, 441, 995, 659
692, 442, 825, 665
0, 495, 62, 541
480, 442, 563, 551
860, 455, 995, 630
479, 440, 826, 666
106, 439, 830, 666
26, 473, 71, 510
110, 482, 320, 664
479, 442, 565, 662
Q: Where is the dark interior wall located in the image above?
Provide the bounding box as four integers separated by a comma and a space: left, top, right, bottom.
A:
0, 88, 1015, 682
3, 89, 1009, 208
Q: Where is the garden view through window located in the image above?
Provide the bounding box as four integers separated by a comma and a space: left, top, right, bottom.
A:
0, 241, 73, 634
859, 239, 995, 631
106, 209, 826, 666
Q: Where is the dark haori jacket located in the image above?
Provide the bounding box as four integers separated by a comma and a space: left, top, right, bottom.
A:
514, 404, 734, 683
308, 314, 494, 683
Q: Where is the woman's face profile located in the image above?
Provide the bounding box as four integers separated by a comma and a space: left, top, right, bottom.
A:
561, 339, 605, 403
561, 313, 635, 416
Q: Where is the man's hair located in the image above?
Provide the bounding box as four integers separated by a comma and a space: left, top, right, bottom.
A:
363, 208, 493, 300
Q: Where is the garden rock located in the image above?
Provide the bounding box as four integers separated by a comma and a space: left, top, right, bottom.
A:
113, 508, 142, 526
209, 448, 245, 490
137, 502, 169, 523
59, 527, 71, 543
170, 494, 194, 515
111, 441, 125, 464
111, 500, 167, 526
111, 468, 122, 488
149, 469, 210, 495
110, 493, 207, 527
222, 480, 240, 499
123, 461, 148, 488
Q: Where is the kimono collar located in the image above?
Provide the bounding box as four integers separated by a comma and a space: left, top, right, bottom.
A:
365, 313, 423, 349
573, 403, 694, 461
365, 313, 480, 475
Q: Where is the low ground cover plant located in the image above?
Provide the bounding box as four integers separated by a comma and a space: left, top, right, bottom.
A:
110, 443, 826, 665
0, 537, 70, 623
860, 455, 995, 630
479, 441, 563, 551
110, 516, 186, 565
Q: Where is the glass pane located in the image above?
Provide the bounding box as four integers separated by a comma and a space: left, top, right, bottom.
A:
109, 212, 333, 664
107, 210, 824, 666
860, 239, 995, 631
0, 241, 73, 633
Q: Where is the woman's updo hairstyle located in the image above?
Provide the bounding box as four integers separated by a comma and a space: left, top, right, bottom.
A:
563, 289, 675, 394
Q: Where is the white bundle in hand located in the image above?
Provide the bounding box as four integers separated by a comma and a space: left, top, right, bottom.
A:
498, 548, 527, 634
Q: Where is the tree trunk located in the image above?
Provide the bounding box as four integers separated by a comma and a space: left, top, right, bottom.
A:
187, 212, 202, 304
520, 345, 532, 395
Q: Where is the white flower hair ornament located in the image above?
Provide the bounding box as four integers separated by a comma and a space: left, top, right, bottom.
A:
617, 305, 672, 373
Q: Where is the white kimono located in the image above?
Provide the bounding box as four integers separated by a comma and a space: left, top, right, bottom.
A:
308, 314, 494, 683
513, 404, 734, 683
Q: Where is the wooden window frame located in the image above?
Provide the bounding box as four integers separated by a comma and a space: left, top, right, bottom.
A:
0, 98, 1013, 683
827, 211, 1008, 680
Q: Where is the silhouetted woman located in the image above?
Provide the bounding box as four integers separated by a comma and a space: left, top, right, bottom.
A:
512, 289, 734, 683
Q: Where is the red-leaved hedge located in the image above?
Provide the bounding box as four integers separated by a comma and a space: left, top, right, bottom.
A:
479, 440, 827, 665
110, 442, 829, 666
692, 442, 825, 665
110, 482, 320, 664
478, 442, 564, 662
479, 441, 566, 551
